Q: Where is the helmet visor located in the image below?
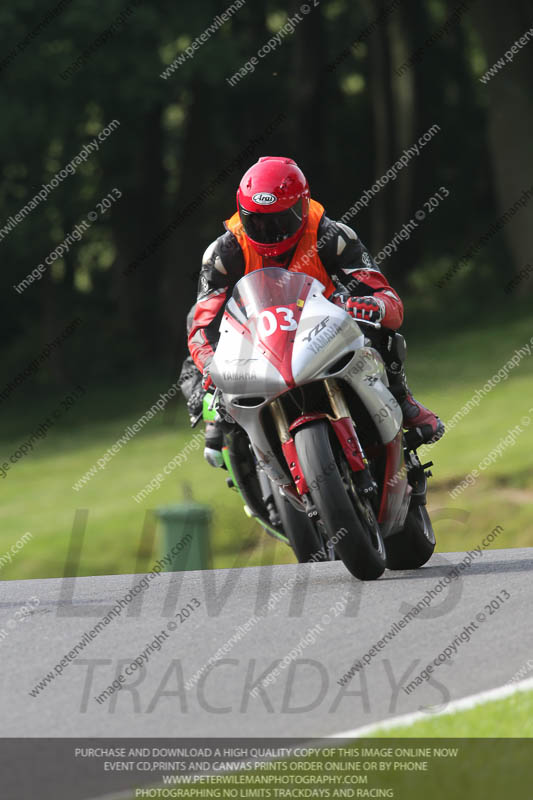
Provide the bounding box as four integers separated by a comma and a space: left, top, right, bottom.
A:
239, 198, 303, 244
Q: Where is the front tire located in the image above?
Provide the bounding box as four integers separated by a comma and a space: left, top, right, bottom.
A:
294, 421, 386, 580
385, 504, 435, 569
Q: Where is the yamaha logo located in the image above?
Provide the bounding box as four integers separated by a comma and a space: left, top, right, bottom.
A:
252, 192, 277, 205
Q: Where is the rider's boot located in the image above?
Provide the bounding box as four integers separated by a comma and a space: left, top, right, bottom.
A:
204, 421, 225, 468
387, 365, 445, 449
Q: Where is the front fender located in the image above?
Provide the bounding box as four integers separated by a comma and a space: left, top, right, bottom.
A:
285, 412, 368, 495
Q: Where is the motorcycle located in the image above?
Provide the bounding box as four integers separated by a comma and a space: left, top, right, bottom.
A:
203, 267, 436, 580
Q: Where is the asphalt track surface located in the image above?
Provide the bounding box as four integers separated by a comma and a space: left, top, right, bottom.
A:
2, 547, 532, 742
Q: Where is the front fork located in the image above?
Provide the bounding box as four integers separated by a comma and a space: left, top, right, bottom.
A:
270, 379, 376, 501
323, 378, 377, 496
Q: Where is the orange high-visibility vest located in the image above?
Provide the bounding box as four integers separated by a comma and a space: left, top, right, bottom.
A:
225, 199, 336, 297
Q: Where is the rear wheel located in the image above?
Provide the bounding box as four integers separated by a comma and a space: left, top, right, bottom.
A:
271, 487, 327, 563
294, 421, 386, 580
385, 504, 435, 569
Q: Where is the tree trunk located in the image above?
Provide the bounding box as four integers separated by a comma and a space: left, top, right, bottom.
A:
361, 0, 395, 254
473, 2, 533, 292
288, 0, 328, 195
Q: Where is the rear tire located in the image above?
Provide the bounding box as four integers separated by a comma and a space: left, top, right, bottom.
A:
385, 504, 435, 570
294, 421, 386, 580
271, 487, 326, 563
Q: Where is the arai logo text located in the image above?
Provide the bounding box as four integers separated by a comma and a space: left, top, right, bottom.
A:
252, 192, 277, 205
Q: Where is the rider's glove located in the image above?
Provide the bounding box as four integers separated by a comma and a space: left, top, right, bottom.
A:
330, 291, 350, 308
202, 361, 214, 391
345, 295, 385, 324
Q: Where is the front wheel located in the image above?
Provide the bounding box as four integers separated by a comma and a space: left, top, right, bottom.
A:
294, 421, 386, 580
385, 504, 435, 570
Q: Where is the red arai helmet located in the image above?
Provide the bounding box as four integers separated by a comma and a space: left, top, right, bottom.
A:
237, 156, 310, 258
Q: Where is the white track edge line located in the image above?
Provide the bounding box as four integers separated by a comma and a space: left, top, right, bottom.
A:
330, 675, 533, 738
88, 677, 533, 799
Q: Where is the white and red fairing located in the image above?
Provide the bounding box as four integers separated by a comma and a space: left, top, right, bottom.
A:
212, 270, 362, 389
209, 268, 410, 537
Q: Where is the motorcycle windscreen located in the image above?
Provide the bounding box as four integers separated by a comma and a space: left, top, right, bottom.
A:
226, 268, 315, 386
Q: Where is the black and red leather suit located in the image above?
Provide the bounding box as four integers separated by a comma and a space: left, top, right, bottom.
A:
184, 210, 443, 449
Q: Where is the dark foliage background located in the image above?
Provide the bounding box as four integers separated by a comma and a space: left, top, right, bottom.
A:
0, 0, 532, 391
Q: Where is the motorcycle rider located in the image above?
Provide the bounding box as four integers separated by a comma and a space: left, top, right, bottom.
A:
183, 156, 445, 466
